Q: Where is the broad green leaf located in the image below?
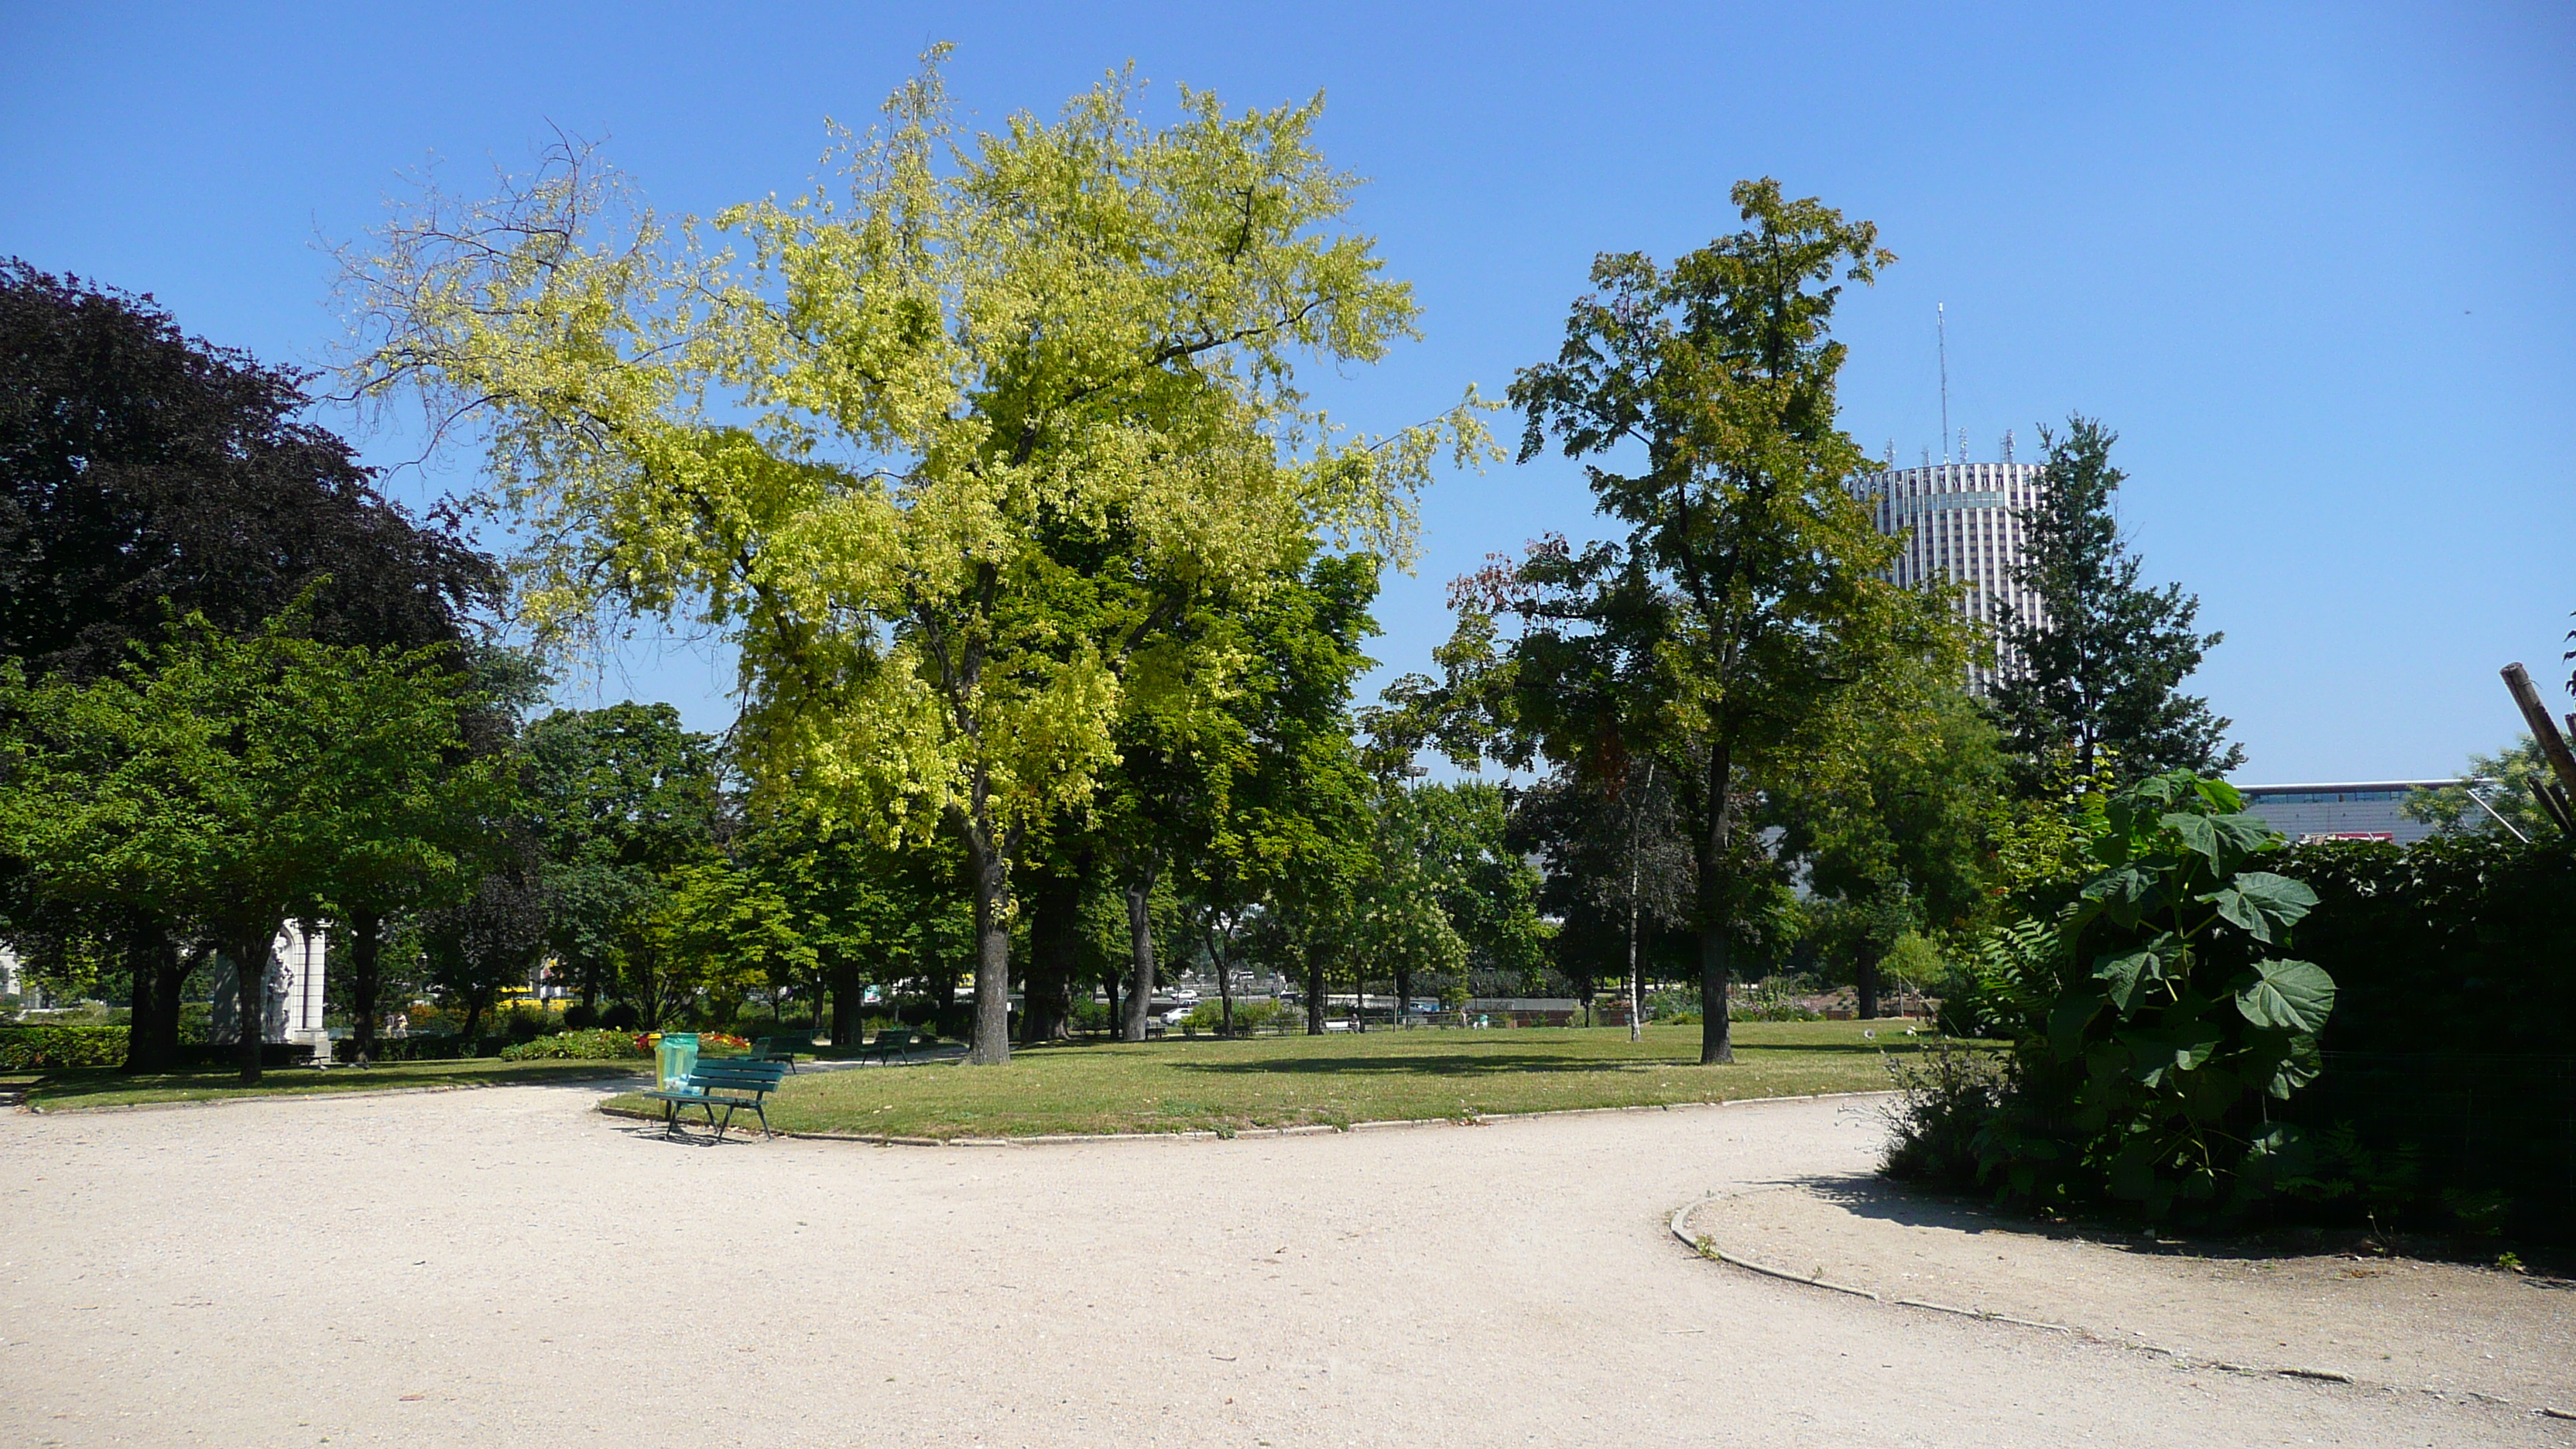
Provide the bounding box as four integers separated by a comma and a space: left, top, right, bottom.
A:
2163, 811, 2221, 869
2209, 811, 2277, 859
2191, 776, 2245, 814
2119, 1022, 2222, 1088
2235, 958, 2335, 1034
2168, 1023, 2223, 1072
2080, 865, 2160, 929
2206, 871, 2317, 944
2091, 946, 2160, 1013
2105, 1137, 2161, 1202
2266, 1033, 2323, 1099
2178, 1062, 2242, 1122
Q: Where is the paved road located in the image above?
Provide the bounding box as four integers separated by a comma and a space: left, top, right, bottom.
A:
4, 1085, 2562, 1447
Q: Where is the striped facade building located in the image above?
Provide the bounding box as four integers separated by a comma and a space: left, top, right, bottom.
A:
1848, 459, 2050, 693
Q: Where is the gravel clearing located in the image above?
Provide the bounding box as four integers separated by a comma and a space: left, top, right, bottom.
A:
5, 1084, 2571, 1447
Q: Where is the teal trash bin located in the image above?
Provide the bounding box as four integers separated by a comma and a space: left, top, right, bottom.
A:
656, 1032, 700, 1091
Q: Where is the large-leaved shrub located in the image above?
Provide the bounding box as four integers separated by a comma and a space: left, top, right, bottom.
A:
1968, 772, 2338, 1221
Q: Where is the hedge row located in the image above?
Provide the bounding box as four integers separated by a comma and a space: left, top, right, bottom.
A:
2279, 835, 2576, 1236
0, 1026, 128, 1070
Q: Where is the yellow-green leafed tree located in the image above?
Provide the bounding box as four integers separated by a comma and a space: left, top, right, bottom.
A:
339, 50, 1485, 1062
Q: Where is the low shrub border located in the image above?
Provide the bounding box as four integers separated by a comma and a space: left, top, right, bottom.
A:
0, 1025, 127, 1070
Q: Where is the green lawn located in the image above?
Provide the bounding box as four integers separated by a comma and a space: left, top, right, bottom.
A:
612, 1020, 1941, 1139
19, 1057, 649, 1112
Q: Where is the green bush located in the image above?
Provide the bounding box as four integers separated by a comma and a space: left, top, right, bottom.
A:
1069, 999, 1113, 1034
0, 1025, 128, 1070
497, 1028, 653, 1061
2275, 833, 2576, 1237
495, 1007, 554, 1045
1881, 1036, 2012, 1184
1958, 771, 2338, 1223
1183, 999, 1289, 1035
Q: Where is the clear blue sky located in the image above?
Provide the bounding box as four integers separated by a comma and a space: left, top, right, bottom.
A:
6, 2, 2570, 783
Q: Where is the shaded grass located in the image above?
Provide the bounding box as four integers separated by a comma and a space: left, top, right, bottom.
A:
623, 1021, 1941, 1140
24, 1057, 649, 1111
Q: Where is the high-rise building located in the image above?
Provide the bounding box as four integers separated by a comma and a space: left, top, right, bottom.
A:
1848, 454, 2049, 693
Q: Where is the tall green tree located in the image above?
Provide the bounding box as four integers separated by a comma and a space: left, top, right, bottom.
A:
1769, 680, 2005, 1016
0, 611, 501, 1081
0, 262, 495, 683
641, 858, 809, 1029
739, 805, 923, 1041
1511, 759, 1693, 1036
0, 263, 498, 1062
1991, 417, 2242, 781
2402, 735, 2558, 843
1393, 783, 1550, 995
522, 703, 726, 1014
341, 55, 1480, 1065
1454, 179, 1951, 1064
418, 842, 550, 1043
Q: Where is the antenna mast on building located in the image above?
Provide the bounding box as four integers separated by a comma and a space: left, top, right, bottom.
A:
1937, 302, 1951, 464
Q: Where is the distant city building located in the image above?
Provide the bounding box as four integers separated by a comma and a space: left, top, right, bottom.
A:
2235, 781, 2464, 845
1849, 451, 2049, 693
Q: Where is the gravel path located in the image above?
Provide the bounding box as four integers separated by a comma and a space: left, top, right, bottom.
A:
5, 1084, 2569, 1448
1684, 1180, 2576, 1410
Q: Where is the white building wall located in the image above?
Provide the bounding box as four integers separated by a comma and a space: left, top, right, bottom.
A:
208, 923, 329, 1050
1848, 460, 2050, 694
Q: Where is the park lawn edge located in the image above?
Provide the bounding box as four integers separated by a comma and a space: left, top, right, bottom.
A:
597, 1086, 1899, 1146
597, 1021, 1956, 1140
22, 1060, 650, 1112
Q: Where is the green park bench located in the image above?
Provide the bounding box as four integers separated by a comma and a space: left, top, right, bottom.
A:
862, 1026, 917, 1062
755, 1034, 813, 1072
641, 1057, 790, 1141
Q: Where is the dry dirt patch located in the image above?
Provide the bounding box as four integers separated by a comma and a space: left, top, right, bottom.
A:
1684, 1179, 2576, 1408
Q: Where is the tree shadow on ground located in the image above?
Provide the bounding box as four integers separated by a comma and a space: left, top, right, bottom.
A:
1767, 1170, 2533, 1268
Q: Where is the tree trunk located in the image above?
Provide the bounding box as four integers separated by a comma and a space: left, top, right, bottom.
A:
1626, 757, 1654, 1043
120, 920, 182, 1074
348, 910, 384, 1067
1121, 867, 1157, 1043
1626, 894, 1645, 1045
633, 947, 662, 1031
1203, 916, 1236, 1037
964, 816, 1013, 1066
1304, 940, 1325, 1036
1023, 855, 1084, 1046
228, 927, 276, 1085
1394, 959, 1413, 1031
459, 994, 487, 1050
1697, 742, 1736, 1066
831, 956, 864, 1046
1855, 953, 1880, 1022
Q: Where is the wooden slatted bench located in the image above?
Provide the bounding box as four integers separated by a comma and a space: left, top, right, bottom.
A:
862, 1027, 916, 1062
642, 1057, 790, 1140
